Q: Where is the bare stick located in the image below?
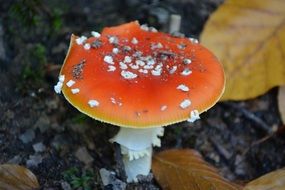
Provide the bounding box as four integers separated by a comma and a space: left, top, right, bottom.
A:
241, 134, 273, 157
209, 137, 232, 160
224, 102, 273, 134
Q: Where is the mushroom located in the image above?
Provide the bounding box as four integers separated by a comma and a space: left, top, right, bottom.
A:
55, 21, 225, 182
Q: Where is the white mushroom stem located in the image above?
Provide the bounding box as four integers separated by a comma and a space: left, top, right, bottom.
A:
169, 14, 181, 33
110, 127, 164, 182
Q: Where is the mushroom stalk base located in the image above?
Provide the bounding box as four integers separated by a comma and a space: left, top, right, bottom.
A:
110, 127, 164, 182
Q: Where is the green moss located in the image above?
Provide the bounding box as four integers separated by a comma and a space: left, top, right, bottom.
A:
21, 43, 46, 82
8, 0, 64, 37
63, 167, 95, 190
16, 43, 47, 93
9, 0, 42, 30
71, 113, 90, 124
51, 12, 63, 32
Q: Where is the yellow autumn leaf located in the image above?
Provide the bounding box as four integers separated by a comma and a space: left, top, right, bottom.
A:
152, 149, 242, 190
244, 168, 285, 190
0, 164, 39, 190
200, 0, 285, 100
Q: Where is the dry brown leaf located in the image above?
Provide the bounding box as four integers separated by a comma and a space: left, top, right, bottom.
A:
152, 149, 242, 190
200, 0, 285, 100
0, 164, 39, 190
278, 86, 285, 124
244, 168, 285, 190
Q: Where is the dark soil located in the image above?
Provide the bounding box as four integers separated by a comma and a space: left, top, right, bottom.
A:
1, 0, 284, 189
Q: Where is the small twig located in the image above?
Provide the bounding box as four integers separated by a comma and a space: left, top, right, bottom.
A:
224, 102, 273, 134
242, 134, 273, 157
45, 64, 61, 72
114, 143, 127, 182
209, 137, 232, 160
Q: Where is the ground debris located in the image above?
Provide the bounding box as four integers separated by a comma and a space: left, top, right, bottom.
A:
209, 137, 232, 160
7, 155, 22, 164
19, 129, 35, 144
224, 102, 274, 134
60, 181, 72, 190
100, 168, 126, 190
0, 22, 6, 61
34, 114, 50, 133
75, 146, 94, 165
234, 154, 247, 177
33, 142, 46, 152
26, 154, 43, 167
136, 173, 154, 183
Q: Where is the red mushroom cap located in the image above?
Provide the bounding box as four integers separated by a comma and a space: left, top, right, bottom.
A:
59, 21, 225, 128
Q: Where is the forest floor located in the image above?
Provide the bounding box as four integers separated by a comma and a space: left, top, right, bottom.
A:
0, 0, 284, 189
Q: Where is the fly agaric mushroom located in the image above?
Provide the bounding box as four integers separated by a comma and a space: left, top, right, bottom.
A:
55, 21, 225, 182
